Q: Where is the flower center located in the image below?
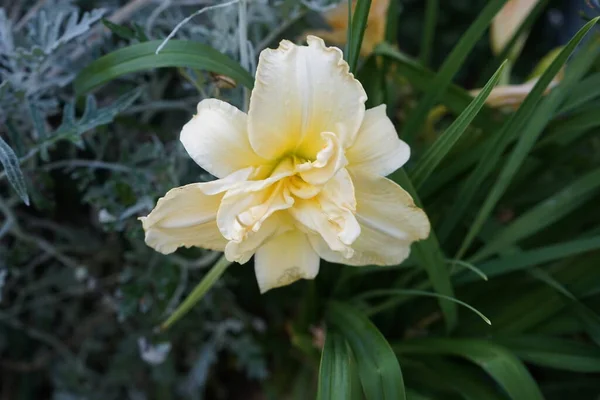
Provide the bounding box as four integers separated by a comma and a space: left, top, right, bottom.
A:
221, 132, 360, 262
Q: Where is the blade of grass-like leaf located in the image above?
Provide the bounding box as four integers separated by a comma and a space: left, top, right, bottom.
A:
469, 166, 600, 263
529, 268, 600, 347
345, 0, 353, 64
463, 255, 600, 335
476, 0, 549, 86
495, 336, 600, 373
380, 0, 398, 109
419, 0, 438, 66
393, 339, 544, 400
375, 44, 502, 132
400, 0, 507, 143
74, 40, 254, 94
349, 350, 364, 400
457, 234, 600, 284
355, 289, 490, 324
391, 169, 457, 328
438, 18, 600, 245
575, 304, 600, 347
0, 136, 29, 205
417, 359, 507, 400
318, 332, 352, 400
327, 301, 406, 400
291, 366, 317, 400
347, 0, 372, 73
448, 259, 488, 281
384, 0, 398, 44
559, 69, 600, 114
456, 18, 600, 259
418, 145, 481, 199
410, 61, 506, 189
538, 106, 600, 148
161, 255, 231, 330
358, 55, 386, 108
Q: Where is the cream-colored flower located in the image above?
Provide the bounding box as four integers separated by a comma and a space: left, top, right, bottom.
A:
306, 0, 390, 56
141, 36, 430, 293
469, 48, 564, 110
468, 77, 560, 110
491, 0, 541, 56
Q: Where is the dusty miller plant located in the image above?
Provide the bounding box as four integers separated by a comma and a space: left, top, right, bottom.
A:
0, 0, 309, 398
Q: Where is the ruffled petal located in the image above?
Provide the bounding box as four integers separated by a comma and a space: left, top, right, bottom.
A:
248, 36, 367, 160
224, 214, 292, 264
254, 230, 320, 293
310, 171, 429, 265
297, 131, 347, 186
140, 184, 226, 254
180, 99, 266, 178
217, 159, 296, 242
346, 105, 410, 176
140, 168, 254, 254
290, 169, 360, 258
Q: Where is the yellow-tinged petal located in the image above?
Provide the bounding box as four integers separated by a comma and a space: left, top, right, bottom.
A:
254, 230, 320, 293
140, 168, 255, 254
248, 36, 367, 160
140, 184, 225, 255
310, 171, 429, 265
297, 131, 347, 186
217, 159, 296, 242
290, 169, 360, 258
224, 214, 292, 264
142, 31, 433, 294
346, 104, 410, 176
180, 99, 266, 179
491, 0, 540, 55
469, 76, 561, 110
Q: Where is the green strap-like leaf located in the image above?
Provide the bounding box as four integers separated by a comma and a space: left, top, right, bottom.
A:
399, 0, 507, 143
419, 0, 438, 66
391, 169, 457, 328
495, 336, 600, 373
346, 0, 372, 73
476, 0, 549, 86
528, 268, 600, 347
384, 0, 398, 44
0, 136, 29, 205
455, 17, 600, 259
394, 339, 544, 400
375, 43, 501, 133
355, 288, 490, 325
438, 17, 600, 246
410, 61, 506, 189
328, 301, 406, 400
408, 358, 507, 400
317, 332, 353, 400
539, 106, 600, 148
558, 68, 600, 114
457, 234, 600, 284
469, 166, 600, 263
74, 40, 254, 94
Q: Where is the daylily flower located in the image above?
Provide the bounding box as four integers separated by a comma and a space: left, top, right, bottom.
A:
469, 47, 564, 110
491, 0, 541, 56
468, 76, 560, 110
141, 36, 430, 293
306, 0, 390, 56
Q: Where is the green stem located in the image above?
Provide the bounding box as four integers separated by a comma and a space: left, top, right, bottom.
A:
161, 255, 232, 330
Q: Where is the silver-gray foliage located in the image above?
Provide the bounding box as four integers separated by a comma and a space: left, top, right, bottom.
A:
0, 1, 300, 398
